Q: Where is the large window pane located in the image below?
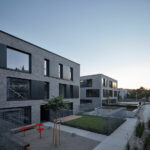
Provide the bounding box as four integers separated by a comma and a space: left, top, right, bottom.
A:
7, 48, 30, 72
7, 78, 30, 100
80, 79, 92, 87
86, 89, 99, 97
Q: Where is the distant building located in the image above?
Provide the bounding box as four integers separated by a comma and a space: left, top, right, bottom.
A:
80, 74, 118, 108
118, 88, 128, 100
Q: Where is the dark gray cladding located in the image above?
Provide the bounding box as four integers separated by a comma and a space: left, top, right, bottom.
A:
73, 86, 79, 98
31, 80, 45, 99
0, 43, 7, 68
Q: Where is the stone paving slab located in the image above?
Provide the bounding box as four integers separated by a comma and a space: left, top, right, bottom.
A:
143, 105, 150, 123
16, 127, 99, 150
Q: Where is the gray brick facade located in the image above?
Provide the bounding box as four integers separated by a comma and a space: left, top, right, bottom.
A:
80, 74, 118, 108
0, 30, 80, 123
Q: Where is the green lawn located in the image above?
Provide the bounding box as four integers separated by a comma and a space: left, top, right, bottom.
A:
63, 115, 125, 135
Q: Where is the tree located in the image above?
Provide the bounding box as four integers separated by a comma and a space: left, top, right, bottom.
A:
44, 96, 69, 120
44, 96, 69, 147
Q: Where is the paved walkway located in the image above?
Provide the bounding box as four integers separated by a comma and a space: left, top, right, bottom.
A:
93, 118, 137, 150
44, 122, 107, 142
143, 105, 150, 123
59, 115, 82, 123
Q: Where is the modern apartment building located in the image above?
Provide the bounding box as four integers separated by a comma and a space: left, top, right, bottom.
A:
0, 30, 80, 124
80, 74, 118, 108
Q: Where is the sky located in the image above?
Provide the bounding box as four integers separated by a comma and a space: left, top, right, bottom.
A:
0, 0, 150, 89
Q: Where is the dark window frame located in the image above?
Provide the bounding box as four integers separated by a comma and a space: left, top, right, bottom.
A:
44, 59, 49, 76
86, 89, 99, 97
59, 64, 63, 79
80, 79, 92, 87
70, 67, 73, 81
6, 47, 31, 73
7, 77, 31, 101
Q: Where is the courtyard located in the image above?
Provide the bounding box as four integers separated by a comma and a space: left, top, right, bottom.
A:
15, 126, 99, 150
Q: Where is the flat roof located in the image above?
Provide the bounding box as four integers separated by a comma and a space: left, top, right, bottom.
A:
81, 73, 117, 81
0, 30, 80, 65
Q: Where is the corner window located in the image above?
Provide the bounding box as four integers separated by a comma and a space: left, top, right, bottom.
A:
58, 64, 63, 79
44, 59, 49, 76
7, 48, 30, 72
80, 79, 92, 87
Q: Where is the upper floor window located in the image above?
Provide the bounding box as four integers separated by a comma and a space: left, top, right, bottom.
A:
70, 67, 73, 80
86, 89, 99, 97
58, 64, 63, 79
113, 82, 117, 88
44, 59, 49, 76
102, 78, 108, 87
80, 79, 92, 87
7, 48, 30, 72
109, 81, 113, 88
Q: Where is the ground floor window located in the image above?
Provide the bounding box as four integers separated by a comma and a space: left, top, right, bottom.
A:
80, 99, 92, 104
7, 77, 30, 100
0, 106, 31, 126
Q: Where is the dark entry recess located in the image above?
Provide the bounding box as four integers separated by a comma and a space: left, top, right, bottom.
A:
40, 105, 50, 122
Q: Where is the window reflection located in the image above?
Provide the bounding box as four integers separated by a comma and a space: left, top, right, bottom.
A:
7, 48, 30, 72
7, 78, 30, 100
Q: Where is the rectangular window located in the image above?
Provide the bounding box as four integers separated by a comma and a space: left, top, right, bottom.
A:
59, 84, 66, 98
7, 78, 31, 100
113, 82, 117, 88
7, 48, 30, 72
80, 99, 92, 104
103, 89, 109, 97
44, 82, 49, 99
109, 90, 113, 97
70, 67, 73, 80
86, 89, 99, 97
58, 64, 63, 79
44, 59, 49, 76
114, 91, 117, 97
102, 78, 108, 87
0, 107, 31, 125
109, 81, 113, 88
70, 85, 73, 98
80, 79, 92, 87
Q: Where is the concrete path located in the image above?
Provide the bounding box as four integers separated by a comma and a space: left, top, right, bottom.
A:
44, 122, 107, 142
143, 105, 150, 123
93, 118, 137, 150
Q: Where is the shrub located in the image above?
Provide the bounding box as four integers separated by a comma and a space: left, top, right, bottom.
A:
126, 143, 130, 150
143, 134, 150, 150
134, 146, 138, 150
135, 122, 144, 138
148, 120, 150, 130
